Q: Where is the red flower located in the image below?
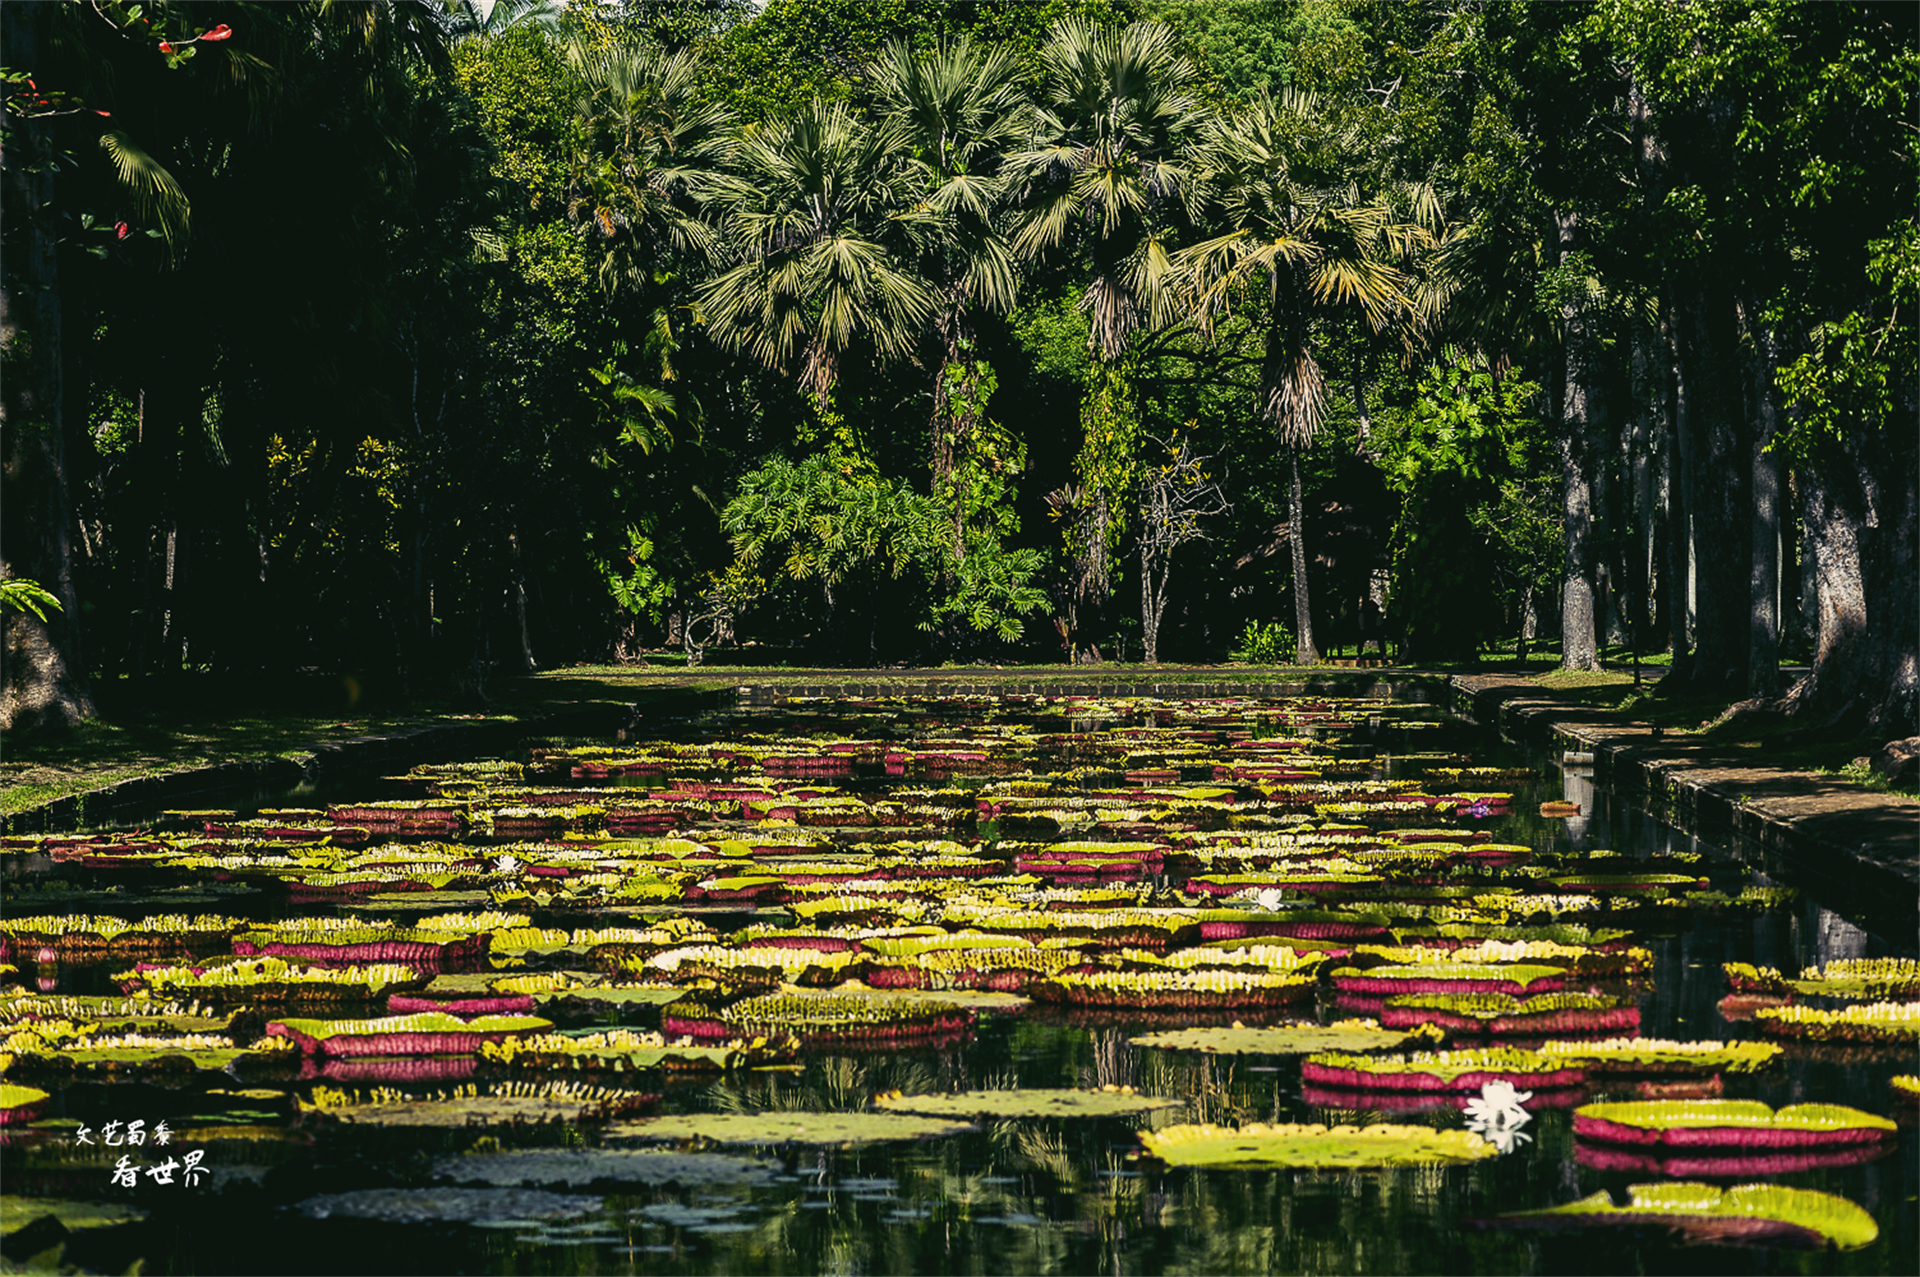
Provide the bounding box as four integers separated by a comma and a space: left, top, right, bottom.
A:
158, 40, 174, 53
201, 24, 232, 42
26, 79, 35, 90
115, 222, 130, 240
95, 109, 112, 117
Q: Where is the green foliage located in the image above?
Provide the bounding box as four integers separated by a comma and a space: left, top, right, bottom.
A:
1233, 619, 1294, 665
453, 28, 582, 207
0, 579, 62, 622
1380, 353, 1552, 660
602, 527, 674, 622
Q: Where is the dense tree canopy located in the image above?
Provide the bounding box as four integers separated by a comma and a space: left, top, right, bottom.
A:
3, 0, 1913, 743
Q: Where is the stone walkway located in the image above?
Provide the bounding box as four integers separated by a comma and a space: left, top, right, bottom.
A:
1451, 674, 1919, 928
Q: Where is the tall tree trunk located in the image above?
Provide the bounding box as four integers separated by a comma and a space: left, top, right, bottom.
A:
508, 522, 536, 673
1628, 304, 1658, 657
1139, 542, 1161, 665
1557, 212, 1601, 671
1782, 430, 1920, 735
1659, 293, 1692, 668
1, 9, 96, 729
1740, 301, 1782, 696
1671, 280, 1751, 694
1286, 447, 1319, 665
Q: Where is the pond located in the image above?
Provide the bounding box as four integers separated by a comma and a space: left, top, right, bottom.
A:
2, 693, 1914, 1276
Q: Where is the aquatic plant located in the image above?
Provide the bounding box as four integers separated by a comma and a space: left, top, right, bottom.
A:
6, 1029, 294, 1073
266, 1012, 553, 1056
1137, 1121, 1500, 1168
233, 920, 492, 967
608, 1109, 975, 1146
1482, 1182, 1878, 1249
385, 990, 538, 1017
0, 1082, 51, 1124
1463, 1080, 1534, 1152
1538, 1037, 1781, 1075
661, 991, 976, 1049
302, 1078, 653, 1127
1301, 1047, 1585, 1092
1378, 992, 1640, 1037
872, 1086, 1182, 1119
1331, 963, 1569, 997
1356, 940, 1650, 977
1753, 1000, 1920, 1043
1729, 958, 1920, 1001
0, 913, 241, 958
118, 958, 426, 1004
1573, 1100, 1897, 1148
1033, 967, 1318, 1010
1129, 1020, 1434, 1055
480, 1029, 794, 1073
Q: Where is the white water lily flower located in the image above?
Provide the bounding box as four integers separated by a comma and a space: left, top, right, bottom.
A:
1463, 1080, 1534, 1153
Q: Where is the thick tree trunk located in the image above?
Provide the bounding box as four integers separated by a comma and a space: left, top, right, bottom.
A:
1558, 212, 1601, 672
1659, 294, 1692, 668
1671, 281, 1750, 694
1, 12, 96, 729
1740, 303, 1782, 696
1285, 447, 1319, 665
1628, 306, 1658, 655
1782, 431, 1920, 736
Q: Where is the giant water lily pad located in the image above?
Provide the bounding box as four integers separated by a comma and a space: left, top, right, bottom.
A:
1139, 1121, 1499, 1168
1484, 1183, 1878, 1250
608, 1110, 974, 1146
481, 1030, 793, 1073
825, 981, 1030, 1013
266, 1012, 551, 1056
435, 1148, 779, 1189
296, 1187, 601, 1224
1538, 1037, 1781, 1075
0, 1084, 51, 1124
1573, 1100, 1897, 1148
306, 1080, 653, 1128
1303, 1048, 1584, 1092
873, 1087, 1182, 1120
1130, 1022, 1422, 1056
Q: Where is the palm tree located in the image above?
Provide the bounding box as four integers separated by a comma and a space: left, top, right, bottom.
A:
1006, 18, 1207, 359
1178, 90, 1439, 664
871, 35, 1024, 488
1003, 18, 1208, 625
438, 0, 561, 43
564, 36, 734, 450
698, 100, 934, 411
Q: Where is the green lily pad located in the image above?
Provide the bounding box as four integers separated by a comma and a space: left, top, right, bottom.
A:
306, 1081, 653, 1128
1486, 1183, 1878, 1250
535, 986, 685, 1009
1573, 1099, 1897, 1139
873, 1088, 1183, 1120
1139, 1121, 1499, 1168
827, 981, 1031, 1013
296, 1187, 601, 1224
436, 1148, 779, 1189
1537, 1037, 1782, 1075
1130, 1023, 1422, 1055
0, 1196, 148, 1233
608, 1110, 974, 1146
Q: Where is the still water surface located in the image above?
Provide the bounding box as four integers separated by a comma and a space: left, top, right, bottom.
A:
4, 699, 1914, 1276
